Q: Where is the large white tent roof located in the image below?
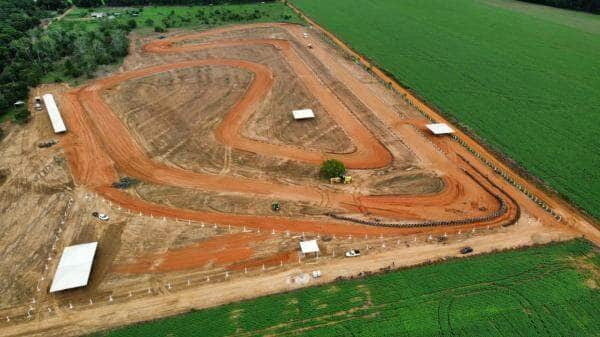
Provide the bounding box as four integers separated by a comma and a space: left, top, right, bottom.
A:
425, 123, 454, 135
300, 240, 320, 254
42, 94, 67, 133
50, 242, 98, 293
292, 109, 315, 120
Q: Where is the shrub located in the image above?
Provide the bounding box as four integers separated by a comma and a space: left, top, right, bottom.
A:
320, 159, 346, 179
127, 19, 137, 29
154, 25, 166, 33
12, 108, 31, 125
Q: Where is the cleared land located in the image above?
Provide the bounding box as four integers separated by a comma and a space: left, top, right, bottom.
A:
94, 239, 600, 337
290, 0, 600, 220
0, 8, 598, 337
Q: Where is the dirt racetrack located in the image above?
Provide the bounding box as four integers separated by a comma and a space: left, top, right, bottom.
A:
61, 23, 517, 234
1, 21, 598, 337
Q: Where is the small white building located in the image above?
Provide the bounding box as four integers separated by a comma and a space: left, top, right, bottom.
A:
426, 123, 454, 135
300, 240, 320, 258
90, 12, 105, 19
292, 109, 315, 120
50, 242, 98, 293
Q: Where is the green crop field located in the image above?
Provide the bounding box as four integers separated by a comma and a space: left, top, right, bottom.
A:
290, 0, 600, 221
93, 240, 599, 336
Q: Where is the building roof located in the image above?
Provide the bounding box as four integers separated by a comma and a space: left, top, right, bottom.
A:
42, 94, 67, 133
300, 240, 320, 254
50, 242, 98, 293
425, 123, 454, 135
292, 109, 315, 120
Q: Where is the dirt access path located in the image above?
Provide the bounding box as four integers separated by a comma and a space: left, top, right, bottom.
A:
59, 23, 518, 236
0, 218, 574, 337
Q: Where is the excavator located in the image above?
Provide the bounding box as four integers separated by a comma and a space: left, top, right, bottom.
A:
330, 174, 352, 184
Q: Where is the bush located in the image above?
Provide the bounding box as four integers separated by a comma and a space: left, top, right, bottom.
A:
154, 25, 166, 33
320, 159, 346, 179
12, 107, 31, 124
127, 19, 137, 29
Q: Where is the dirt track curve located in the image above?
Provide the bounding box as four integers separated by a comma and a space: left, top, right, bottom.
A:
57, 23, 531, 236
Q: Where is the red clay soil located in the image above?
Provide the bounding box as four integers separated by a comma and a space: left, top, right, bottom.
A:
146, 37, 392, 168
225, 250, 296, 271
57, 23, 525, 244
112, 233, 268, 274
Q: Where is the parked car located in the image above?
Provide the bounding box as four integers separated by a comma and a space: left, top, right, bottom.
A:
34, 96, 42, 111
345, 249, 361, 257
92, 212, 109, 221
460, 247, 474, 254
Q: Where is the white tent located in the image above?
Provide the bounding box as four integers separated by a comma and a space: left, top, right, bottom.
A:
42, 94, 67, 134
300, 240, 320, 254
50, 242, 98, 293
426, 123, 454, 135
292, 109, 315, 120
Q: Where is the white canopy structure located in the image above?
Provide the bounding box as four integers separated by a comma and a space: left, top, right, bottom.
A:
292, 109, 315, 120
300, 240, 320, 254
50, 242, 98, 293
425, 123, 454, 135
42, 94, 67, 133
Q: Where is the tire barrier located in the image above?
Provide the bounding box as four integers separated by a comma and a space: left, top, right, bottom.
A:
451, 135, 561, 221
328, 161, 520, 228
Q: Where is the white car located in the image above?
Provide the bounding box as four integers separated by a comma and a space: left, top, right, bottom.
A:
345, 249, 361, 257
311, 270, 322, 278
98, 213, 110, 221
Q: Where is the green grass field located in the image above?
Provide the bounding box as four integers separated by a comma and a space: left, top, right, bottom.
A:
93, 240, 599, 337
291, 0, 600, 221
55, 2, 303, 32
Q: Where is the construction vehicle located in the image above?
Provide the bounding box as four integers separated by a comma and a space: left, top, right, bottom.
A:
330, 174, 352, 184
271, 201, 281, 212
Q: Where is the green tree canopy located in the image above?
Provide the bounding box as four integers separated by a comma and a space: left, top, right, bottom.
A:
319, 159, 346, 179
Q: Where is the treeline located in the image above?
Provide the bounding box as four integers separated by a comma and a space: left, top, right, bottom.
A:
519, 0, 600, 13
0, 0, 134, 120
74, 0, 274, 6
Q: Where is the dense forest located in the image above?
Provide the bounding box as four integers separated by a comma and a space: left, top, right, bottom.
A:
0, 0, 133, 123
519, 0, 600, 13
0, 0, 278, 125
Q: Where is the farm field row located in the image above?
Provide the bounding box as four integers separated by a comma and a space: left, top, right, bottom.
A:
92, 240, 600, 336
290, 0, 600, 220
